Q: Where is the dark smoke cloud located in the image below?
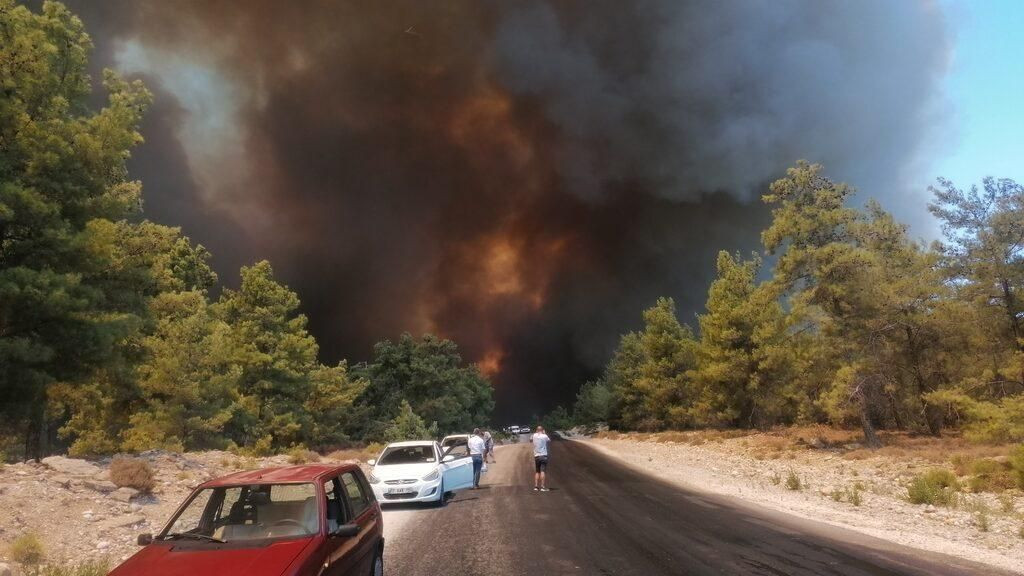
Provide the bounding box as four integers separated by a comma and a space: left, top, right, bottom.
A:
58, 0, 949, 419
494, 1, 949, 209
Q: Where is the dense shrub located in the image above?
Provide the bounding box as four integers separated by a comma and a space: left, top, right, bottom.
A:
9, 533, 45, 565
967, 459, 1016, 492
1010, 445, 1024, 489
907, 469, 960, 506
109, 457, 156, 493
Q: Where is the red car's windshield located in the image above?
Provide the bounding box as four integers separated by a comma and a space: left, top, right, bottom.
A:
162, 483, 319, 543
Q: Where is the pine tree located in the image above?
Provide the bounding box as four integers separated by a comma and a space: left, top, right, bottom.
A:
0, 0, 152, 458
694, 252, 786, 428
383, 400, 436, 442
216, 261, 319, 451
608, 298, 698, 430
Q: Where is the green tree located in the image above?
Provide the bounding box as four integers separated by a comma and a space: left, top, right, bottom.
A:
383, 400, 437, 442
762, 163, 958, 444
49, 222, 219, 455
355, 333, 494, 439
762, 162, 884, 446
0, 0, 152, 458
541, 405, 574, 432
929, 177, 1024, 393
608, 298, 698, 431
216, 260, 320, 450
303, 362, 367, 448
572, 379, 614, 425
120, 291, 237, 452
694, 252, 787, 428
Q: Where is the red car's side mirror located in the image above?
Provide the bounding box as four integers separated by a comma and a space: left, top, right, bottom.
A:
137, 533, 153, 546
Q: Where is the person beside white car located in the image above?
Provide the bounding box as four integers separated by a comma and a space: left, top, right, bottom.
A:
367, 440, 474, 505
467, 429, 487, 489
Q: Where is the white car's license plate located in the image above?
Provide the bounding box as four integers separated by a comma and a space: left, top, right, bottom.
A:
387, 487, 415, 494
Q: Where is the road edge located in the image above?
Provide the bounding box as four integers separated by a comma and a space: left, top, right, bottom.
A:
572, 436, 1024, 575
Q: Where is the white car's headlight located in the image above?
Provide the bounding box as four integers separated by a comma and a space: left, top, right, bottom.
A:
369, 472, 381, 484
421, 468, 440, 482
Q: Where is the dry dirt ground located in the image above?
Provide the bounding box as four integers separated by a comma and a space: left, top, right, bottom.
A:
1, 430, 1021, 574
0, 450, 366, 573
581, 428, 1024, 574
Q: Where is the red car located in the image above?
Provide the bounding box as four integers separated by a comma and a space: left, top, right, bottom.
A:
110, 464, 384, 576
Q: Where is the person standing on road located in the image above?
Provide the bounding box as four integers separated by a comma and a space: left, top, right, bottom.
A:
483, 430, 496, 463
531, 425, 550, 492
468, 428, 486, 489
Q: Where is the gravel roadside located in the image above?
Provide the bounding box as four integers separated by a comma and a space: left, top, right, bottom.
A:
0, 451, 366, 571
581, 434, 1024, 575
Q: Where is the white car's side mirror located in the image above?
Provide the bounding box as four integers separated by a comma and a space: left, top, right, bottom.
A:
442, 455, 455, 463
367, 459, 376, 466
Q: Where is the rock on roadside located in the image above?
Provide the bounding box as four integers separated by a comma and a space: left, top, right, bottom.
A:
41, 456, 101, 477
97, 514, 147, 531
110, 487, 139, 502
83, 479, 119, 494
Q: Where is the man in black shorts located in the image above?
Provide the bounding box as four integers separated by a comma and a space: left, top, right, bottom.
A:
531, 425, 550, 492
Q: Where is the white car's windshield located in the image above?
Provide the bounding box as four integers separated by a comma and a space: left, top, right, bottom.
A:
378, 445, 436, 465
162, 483, 319, 543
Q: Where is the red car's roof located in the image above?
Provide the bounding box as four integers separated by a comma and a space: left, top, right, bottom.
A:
200, 463, 360, 488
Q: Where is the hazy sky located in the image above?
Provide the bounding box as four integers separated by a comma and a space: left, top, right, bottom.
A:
936, 0, 1024, 188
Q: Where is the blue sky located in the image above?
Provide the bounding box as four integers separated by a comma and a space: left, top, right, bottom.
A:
935, 0, 1024, 187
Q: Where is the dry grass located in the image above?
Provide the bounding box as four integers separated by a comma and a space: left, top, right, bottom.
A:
785, 470, 802, 491
784, 425, 862, 448
839, 433, 1014, 465
596, 426, 1021, 488
596, 429, 753, 445
965, 459, 1017, 492
9, 532, 45, 565
36, 562, 110, 576
286, 447, 321, 465
109, 457, 156, 493
326, 442, 385, 463
325, 449, 364, 462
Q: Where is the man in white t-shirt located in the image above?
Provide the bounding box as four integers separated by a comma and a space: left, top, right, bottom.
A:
530, 426, 550, 492
468, 428, 486, 489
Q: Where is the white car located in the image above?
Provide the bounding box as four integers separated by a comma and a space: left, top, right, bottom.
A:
367, 440, 474, 505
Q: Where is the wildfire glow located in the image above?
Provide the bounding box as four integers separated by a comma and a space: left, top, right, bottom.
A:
477, 348, 504, 377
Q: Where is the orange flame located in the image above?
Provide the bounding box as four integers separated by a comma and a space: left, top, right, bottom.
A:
477, 348, 504, 377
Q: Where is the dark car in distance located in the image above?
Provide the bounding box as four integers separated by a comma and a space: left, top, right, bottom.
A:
109, 464, 384, 576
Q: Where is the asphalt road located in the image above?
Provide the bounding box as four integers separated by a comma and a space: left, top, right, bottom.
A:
381, 438, 1011, 576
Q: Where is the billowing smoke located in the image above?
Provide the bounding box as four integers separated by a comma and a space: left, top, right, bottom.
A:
59, 0, 950, 419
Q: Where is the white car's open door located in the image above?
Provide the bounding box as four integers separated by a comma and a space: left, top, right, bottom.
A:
440, 445, 474, 492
